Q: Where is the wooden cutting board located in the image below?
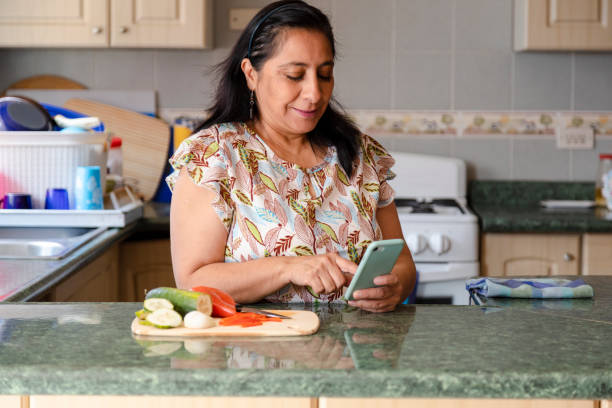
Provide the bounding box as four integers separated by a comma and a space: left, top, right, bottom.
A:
64, 98, 170, 201
131, 310, 320, 337
5, 75, 86, 91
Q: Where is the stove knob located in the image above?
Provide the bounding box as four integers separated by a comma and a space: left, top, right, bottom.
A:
428, 233, 450, 255
405, 234, 426, 255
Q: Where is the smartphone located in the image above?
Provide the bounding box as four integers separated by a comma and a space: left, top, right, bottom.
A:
343, 239, 405, 301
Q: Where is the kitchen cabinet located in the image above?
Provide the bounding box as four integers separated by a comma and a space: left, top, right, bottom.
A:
581, 233, 612, 275
0, 396, 20, 408
26, 396, 315, 408
481, 233, 580, 277
321, 398, 597, 408
7, 396, 603, 408
110, 0, 213, 48
0, 0, 109, 47
514, 0, 612, 51
119, 239, 174, 302
0, 0, 212, 48
50, 244, 119, 301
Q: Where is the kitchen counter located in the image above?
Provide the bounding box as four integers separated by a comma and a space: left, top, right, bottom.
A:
0, 202, 170, 302
469, 181, 612, 233
0, 225, 135, 302
0, 275, 610, 399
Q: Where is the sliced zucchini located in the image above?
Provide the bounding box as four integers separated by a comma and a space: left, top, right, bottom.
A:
143, 298, 174, 312
146, 309, 182, 329
145, 287, 212, 316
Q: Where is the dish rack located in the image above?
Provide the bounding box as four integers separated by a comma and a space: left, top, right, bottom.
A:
0, 186, 143, 228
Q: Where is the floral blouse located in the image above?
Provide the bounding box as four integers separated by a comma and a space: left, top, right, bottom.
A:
167, 122, 396, 303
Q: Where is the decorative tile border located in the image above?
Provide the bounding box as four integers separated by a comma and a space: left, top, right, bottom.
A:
349, 110, 612, 137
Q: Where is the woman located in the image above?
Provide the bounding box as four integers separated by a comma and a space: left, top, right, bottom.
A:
167, 0, 416, 313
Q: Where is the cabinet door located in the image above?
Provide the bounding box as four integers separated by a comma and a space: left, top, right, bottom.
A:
52, 244, 119, 302
581, 234, 612, 275
515, 0, 612, 50
110, 0, 212, 48
0, 0, 109, 47
119, 239, 175, 302
481, 233, 580, 277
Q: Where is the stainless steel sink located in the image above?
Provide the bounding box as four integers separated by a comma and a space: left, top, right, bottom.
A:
0, 226, 107, 260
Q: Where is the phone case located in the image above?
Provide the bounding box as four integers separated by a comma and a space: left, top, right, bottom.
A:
343, 239, 405, 301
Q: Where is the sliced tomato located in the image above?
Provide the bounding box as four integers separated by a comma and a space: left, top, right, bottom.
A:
191, 286, 237, 317
218, 312, 281, 327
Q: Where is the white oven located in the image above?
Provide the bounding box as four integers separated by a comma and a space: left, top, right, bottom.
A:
389, 152, 479, 305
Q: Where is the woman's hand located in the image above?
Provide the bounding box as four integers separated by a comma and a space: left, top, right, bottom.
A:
347, 273, 404, 313
284, 253, 357, 296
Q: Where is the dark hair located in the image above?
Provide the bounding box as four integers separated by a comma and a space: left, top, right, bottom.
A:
196, 0, 360, 177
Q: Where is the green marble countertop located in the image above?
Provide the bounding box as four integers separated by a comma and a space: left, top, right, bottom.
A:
469, 181, 612, 233
0, 275, 611, 399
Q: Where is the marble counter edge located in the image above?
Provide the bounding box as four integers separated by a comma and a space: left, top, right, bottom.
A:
0, 366, 610, 399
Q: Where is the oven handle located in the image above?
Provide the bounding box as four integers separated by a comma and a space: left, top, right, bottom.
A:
415, 262, 479, 283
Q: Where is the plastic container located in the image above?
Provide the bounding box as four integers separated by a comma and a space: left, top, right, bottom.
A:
0, 131, 107, 209
595, 153, 612, 209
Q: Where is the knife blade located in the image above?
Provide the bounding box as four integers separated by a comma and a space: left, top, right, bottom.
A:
235, 306, 290, 319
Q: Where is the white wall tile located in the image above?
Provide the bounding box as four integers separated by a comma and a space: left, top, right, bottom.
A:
395, 0, 452, 51
514, 53, 572, 110
333, 51, 391, 109
454, 52, 512, 110
513, 138, 571, 181
331, 0, 393, 52
154, 49, 223, 109
572, 138, 612, 181
454, 0, 512, 51
453, 138, 512, 180
574, 54, 612, 111
93, 50, 154, 89
393, 136, 453, 157
0, 49, 94, 90
393, 53, 452, 109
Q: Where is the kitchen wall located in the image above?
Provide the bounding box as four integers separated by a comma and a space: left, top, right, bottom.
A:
1, 0, 611, 181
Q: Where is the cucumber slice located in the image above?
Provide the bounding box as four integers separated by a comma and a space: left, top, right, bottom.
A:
146, 309, 182, 329
135, 309, 150, 320
145, 287, 212, 316
143, 298, 174, 312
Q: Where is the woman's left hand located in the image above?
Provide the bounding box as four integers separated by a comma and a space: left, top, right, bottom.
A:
347, 274, 404, 313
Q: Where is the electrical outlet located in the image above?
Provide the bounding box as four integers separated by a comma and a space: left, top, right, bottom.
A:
229, 8, 259, 31
556, 126, 594, 149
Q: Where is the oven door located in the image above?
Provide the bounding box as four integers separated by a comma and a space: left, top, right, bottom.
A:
414, 262, 479, 305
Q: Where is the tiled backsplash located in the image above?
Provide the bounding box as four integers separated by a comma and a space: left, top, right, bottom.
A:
349, 110, 612, 182
160, 108, 612, 183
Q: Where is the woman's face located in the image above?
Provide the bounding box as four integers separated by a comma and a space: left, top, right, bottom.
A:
246, 28, 334, 137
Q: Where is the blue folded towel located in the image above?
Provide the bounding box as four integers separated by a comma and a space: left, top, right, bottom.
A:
465, 277, 593, 299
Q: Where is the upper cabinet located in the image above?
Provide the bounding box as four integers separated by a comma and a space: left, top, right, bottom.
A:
514, 0, 612, 51
0, 0, 109, 47
110, 0, 212, 48
0, 0, 213, 48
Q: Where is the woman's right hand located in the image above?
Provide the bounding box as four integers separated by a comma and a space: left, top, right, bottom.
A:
283, 253, 358, 296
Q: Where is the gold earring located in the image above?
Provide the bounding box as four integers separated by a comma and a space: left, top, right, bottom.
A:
249, 90, 254, 120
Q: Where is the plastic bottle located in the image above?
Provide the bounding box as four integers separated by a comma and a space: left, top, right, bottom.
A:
595, 153, 612, 208
107, 136, 123, 177
106, 136, 123, 194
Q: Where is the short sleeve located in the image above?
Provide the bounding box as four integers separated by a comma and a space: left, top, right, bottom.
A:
166, 127, 234, 230
362, 134, 396, 207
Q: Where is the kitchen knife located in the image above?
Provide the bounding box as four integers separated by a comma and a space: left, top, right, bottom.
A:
235, 306, 290, 319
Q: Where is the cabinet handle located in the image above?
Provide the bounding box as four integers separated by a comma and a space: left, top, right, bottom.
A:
91, 26, 103, 35
119, 26, 129, 34
563, 253, 574, 262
